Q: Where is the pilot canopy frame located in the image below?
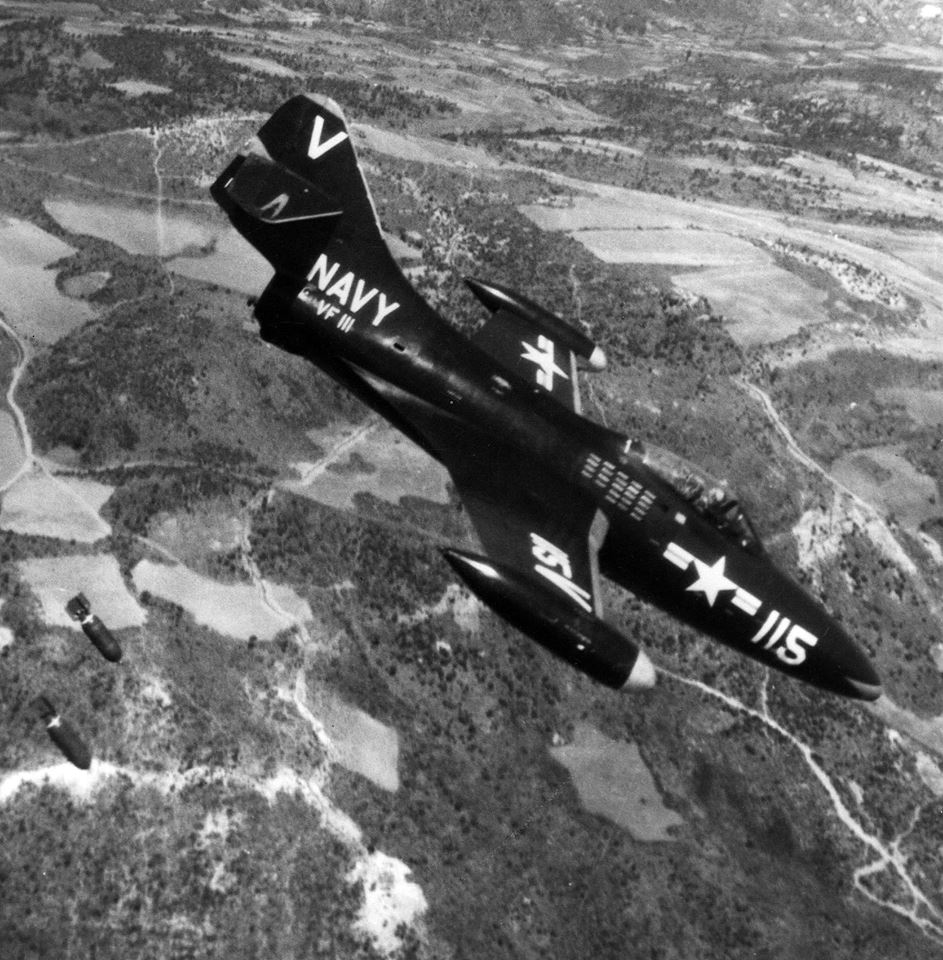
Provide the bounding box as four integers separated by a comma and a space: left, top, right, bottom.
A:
623, 439, 762, 552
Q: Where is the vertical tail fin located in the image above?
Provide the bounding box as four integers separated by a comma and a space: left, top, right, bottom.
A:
211, 94, 386, 280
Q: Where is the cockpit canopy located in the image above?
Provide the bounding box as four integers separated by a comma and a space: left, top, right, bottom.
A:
623, 439, 763, 552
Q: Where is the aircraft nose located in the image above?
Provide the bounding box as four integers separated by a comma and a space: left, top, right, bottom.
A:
817, 622, 882, 701
842, 648, 882, 701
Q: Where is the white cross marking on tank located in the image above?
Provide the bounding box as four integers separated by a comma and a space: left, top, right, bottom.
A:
521, 335, 568, 391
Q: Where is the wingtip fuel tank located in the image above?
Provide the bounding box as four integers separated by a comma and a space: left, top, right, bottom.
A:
443, 548, 655, 691
464, 277, 607, 371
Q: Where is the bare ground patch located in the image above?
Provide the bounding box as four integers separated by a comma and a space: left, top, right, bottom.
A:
131, 559, 312, 642
831, 447, 939, 529
0, 471, 112, 542
0, 217, 95, 346
550, 722, 684, 841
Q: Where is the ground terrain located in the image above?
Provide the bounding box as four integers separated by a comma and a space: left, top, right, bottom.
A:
2, 3, 943, 959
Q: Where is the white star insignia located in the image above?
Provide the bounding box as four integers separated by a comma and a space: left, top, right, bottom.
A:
521, 335, 568, 390
685, 555, 737, 607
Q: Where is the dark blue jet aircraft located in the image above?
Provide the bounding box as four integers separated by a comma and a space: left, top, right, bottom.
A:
211, 94, 881, 701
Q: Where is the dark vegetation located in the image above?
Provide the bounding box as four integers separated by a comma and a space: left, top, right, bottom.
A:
18, 278, 363, 467
0, 18, 456, 138
769, 351, 943, 468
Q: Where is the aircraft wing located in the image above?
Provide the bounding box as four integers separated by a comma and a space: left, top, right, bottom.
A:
337, 370, 609, 618
448, 446, 609, 619
472, 305, 583, 412
438, 439, 653, 690
464, 278, 605, 415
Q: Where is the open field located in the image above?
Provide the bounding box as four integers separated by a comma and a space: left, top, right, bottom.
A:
0, 411, 22, 488
0, 218, 95, 346
46, 197, 214, 258
551, 722, 685, 841
0, 471, 112, 541
831, 447, 939, 529
318, 692, 401, 794
288, 422, 451, 510
18, 553, 146, 631
522, 188, 942, 348
131, 559, 312, 642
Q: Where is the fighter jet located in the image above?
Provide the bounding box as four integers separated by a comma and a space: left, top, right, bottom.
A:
211, 94, 881, 701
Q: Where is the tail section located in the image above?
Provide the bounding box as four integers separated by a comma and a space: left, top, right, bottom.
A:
211, 94, 387, 280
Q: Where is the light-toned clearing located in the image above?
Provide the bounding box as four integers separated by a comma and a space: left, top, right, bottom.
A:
792, 491, 918, 589
673, 262, 828, 345
141, 676, 172, 707
560, 136, 642, 158
61, 270, 109, 298
513, 138, 564, 154
520, 184, 943, 351
45, 198, 214, 258
918, 531, 943, 567
0, 409, 24, 489
287, 423, 450, 510
220, 53, 298, 77
830, 447, 938, 530
1, 470, 112, 541
44, 198, 273, 296
169, 226, 272, 295
18, 553, 146, 631
287, 674, 400, 793
0, 599, 12, 650
574, 228, 768, 267
0, 217, 94, 345
347, 852, 427, 956
916, 752, 943, 796
131, 559, 311, 641
399, 583, 481, 633
353, 123, 495, 168
550, 722, 684, 841
320, 695, 400, 793
877, 388, 943, 427
108, 80, 172, 97
149, 505, 243, 567
931, 642, 943, 672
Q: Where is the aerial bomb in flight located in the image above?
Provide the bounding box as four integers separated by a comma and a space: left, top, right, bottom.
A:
34, 696, 92, 770
66, 593, 122, 663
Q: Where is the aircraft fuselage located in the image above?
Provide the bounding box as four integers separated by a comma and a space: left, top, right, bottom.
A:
253, 263, 879, 702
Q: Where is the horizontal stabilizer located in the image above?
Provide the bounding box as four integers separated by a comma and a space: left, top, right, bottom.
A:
223, 154, 341, 224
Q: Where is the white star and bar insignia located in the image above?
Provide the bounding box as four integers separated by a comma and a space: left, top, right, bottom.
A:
663, 542, 761, 614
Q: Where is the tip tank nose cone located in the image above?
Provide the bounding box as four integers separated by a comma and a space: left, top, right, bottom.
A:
624, 649, 656, 691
